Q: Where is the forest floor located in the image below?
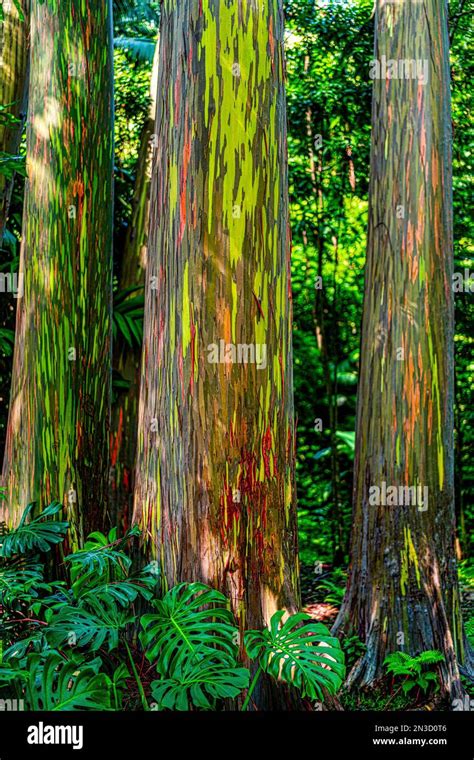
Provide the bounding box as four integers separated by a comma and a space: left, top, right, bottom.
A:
300, 563, 341, 621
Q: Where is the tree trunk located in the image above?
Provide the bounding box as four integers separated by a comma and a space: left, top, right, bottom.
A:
0, 0, 30, 246
111, 41, 159, 532
133, 0, 300, 680
333, 0, 472, 699
1, 0, 114, 550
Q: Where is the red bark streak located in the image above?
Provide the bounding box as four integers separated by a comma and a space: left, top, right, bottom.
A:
262, 427, 272, 479
110, 408, 123, 468
179, 119, 191, 245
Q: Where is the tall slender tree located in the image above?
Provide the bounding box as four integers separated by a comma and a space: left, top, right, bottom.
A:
111, 41, 159, 531
0, 0, 30, 246
333, 0, 473, 698
133, 0, 299, 647
1, 0, 114, 549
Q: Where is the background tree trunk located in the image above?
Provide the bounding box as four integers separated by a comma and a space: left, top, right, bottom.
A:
1, 0, 114, 550
333, 0, 473, 699
0, 0, 30, 246
111, 41, 159, 532
133, 0, 300, 668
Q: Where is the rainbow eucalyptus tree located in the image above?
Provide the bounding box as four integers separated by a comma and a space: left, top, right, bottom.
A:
133, 0, 299, 669
1, 0, 114, 549
111, 41, 159, 531
0, 0, 30, 245
333, 0, 473, 698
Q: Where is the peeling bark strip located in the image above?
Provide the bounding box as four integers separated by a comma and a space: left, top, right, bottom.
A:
134, 0, 299, 630
334, 0, 472, 696
1, 0, 114, 548
0, 0, 30, 246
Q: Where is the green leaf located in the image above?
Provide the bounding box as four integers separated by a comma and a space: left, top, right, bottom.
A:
0, 559, 45, 608
46, 597, 132, 652
0, 502, 68, 558
75, 573, 156, 607
0, 328, 15, 356
244, 611, 345, 701
0, 110, 21, 127
151, 658, 249, 711
314, 447, 331, 461
111, 663, 130, 709
65, 527, 137, 579
14, 0, 25, 21
417, 650, 444, 665
317, 579, 345, 604
383, 650, 443, 693
140, 582, 238, 673
0, 664, 29, 684
335, 430, 355, 452
3, 633, 46, 660
114, 312, 133, 347
114, 36, 156, 62
24, 652, 112, 710
112, 284, 144, 306
0, 153, 27, 179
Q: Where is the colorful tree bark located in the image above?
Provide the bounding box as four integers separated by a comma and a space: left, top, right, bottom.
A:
333, 0, 473, 697
111, 41, 159, 531
133, 0, 299, 642
0, 0, 30, 246
1, 0, 114, 549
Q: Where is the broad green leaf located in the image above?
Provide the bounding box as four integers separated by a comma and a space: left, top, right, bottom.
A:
151, 657, 249, 711
245, 610, 345, 701
24, 652, 112, 710
0, 502, 68, 558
